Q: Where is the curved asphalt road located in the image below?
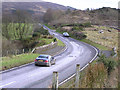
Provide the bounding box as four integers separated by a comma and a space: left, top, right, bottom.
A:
0, 26, 98, 88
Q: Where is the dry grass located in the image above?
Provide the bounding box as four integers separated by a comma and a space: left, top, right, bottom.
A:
83, 25, 118, 50
60, 61, 118, 88
80, 63, 108, 88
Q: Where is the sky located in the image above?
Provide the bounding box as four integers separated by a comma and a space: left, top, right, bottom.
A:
2, 0, 120, 10
43, 0, 119, 10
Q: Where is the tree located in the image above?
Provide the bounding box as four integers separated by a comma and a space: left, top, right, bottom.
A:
2, 13, 12, 40
2, 9, 33, 40
13, 10, 33, 40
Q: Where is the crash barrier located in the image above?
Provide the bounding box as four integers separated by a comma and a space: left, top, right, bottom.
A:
32, 42, 58, 53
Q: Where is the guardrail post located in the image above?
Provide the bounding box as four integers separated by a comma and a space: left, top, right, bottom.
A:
75, 64, 80, 88
52, 71, 58, 89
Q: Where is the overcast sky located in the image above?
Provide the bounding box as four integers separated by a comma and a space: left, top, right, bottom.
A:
43, 0, 119, 10
2, 0, 120, 10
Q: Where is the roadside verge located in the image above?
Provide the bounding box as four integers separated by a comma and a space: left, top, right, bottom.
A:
1, 39, 66, 73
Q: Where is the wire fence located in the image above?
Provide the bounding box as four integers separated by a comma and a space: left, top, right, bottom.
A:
58, 65, 87, 88
58, 63, 108, 88
2, 42, 58, 57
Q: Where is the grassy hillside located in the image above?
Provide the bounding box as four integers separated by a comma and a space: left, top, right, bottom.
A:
49, 7, 119, 26
83, 25, 118, 50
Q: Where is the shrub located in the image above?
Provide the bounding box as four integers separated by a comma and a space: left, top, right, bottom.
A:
37, 40, 46, 46
32, 32, 41, 38
41, 35, 48, 38
47, 35, 54, 39
33, 27, 49, 37
98, 54, 117, 75
53, 38, 57, 42
2, 39, 23, 56
83, 63, 107, 88
111, 48, 116, 56
21, 37, 38, 49
83, 22, 91, 27
71, 31, 87, 40
73, 26, 84, 31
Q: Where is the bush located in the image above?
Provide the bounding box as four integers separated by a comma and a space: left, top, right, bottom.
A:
33, 27, 49, 37
83, 63, 107, 88
2, 39, 23, 56
32, 32, 41, 38
21, 37, 38, 49
53, 38, 57, 42
41, 35, 48, 38
111, 48, 116, 56
47, 35, 54, 39
71, 31, 87, 40
83, 22, 91, 27
36, 40, 46, 46
98, 54, 117, 75
73, 26, 84, 31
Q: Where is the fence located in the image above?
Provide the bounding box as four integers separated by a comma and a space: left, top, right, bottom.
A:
52, 64, 85, 89
2, 42, 58, 57
2, 48, 32, 57
33, 42, 57, 53
52, 62, 108, 88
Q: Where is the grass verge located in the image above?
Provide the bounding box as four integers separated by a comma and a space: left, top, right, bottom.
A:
56, 28, 109, 50
2, 53, 40, 71
1, 38, 65, 71
38, 38, 53, 44
80, 39, 110, 50
57, 39, 65, 47
42, 24, 65, 47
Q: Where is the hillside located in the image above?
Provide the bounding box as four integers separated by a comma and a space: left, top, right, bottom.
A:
2, 2, 119, 26
2, 2, 76, 21
50, 7, 119, 27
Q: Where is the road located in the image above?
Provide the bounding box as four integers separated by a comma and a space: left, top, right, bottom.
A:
0, 25, 98, 88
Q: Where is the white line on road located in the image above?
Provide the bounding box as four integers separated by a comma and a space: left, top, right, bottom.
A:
59, 43, 99, 86
0, 81, 16, 88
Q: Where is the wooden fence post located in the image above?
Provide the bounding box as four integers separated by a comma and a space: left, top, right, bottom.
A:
15, 50, 17, 55
52, 71, 58, 89
75, 64, 80, 88
23, 49, 24, 53
7, 51, 9, 56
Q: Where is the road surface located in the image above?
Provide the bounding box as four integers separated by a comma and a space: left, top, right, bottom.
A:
0, 25, 98, 88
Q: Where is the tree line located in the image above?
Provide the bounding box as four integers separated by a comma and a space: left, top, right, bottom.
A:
2, 9, 50, 56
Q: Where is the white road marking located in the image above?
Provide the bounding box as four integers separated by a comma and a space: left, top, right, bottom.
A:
59, 42, 99, 86
0, 81, 16, 88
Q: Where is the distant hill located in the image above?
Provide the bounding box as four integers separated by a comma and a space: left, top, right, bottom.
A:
2, 2, 76, 22
50, 7, 119, 26
2, 2, 76, 15
2, 2, 119, 26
